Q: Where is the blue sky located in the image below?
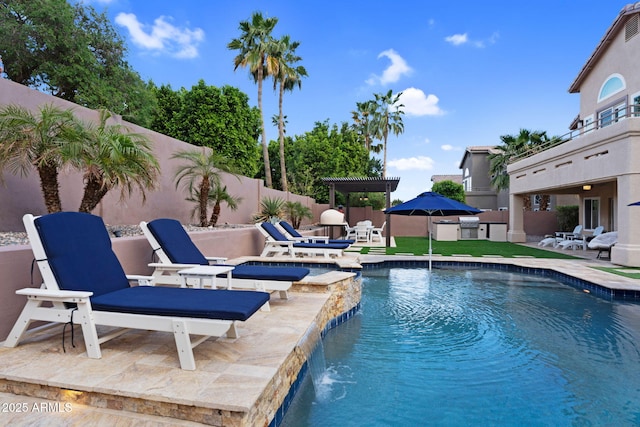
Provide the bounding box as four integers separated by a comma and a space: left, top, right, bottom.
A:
90, 0, 625, 202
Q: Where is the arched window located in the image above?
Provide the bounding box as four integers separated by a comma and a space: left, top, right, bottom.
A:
598, 74, 625, 102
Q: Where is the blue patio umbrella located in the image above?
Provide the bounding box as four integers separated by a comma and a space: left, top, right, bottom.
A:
628, 201, 640, 206
386, 191, 482, 270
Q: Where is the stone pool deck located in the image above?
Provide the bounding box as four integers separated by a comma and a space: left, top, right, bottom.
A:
1, 251, 640, 426
0, 258, 361, 427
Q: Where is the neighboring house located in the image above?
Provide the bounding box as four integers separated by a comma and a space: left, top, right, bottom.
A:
459, 146, 508, 211
507, 3, 640, 266
431, 174, 462, 185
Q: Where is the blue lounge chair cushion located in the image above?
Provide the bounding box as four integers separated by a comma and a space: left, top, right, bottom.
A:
147, 218, 208, 265
261, 222, 350, 249
35, 212, 131, 296
227, 265, 309, 282
147, 218, 310, 280
91, 286, 269, 321
278, 221, 355, 244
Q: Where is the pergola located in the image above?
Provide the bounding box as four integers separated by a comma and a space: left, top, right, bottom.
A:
322, 177, 400, 247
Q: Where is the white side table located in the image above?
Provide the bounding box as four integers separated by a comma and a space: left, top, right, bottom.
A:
177, 265, 234, 289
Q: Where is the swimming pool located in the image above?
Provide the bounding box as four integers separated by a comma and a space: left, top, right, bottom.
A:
281, 267, 640, 426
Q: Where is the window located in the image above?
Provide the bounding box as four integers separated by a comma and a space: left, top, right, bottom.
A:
584, 198, 600, 229
598, 100, 626, 128
598, 74, 625, 103
632, 91, 640, 117
582, 115, 595, 133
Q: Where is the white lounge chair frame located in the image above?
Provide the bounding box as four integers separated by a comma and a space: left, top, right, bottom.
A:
140, 221, 290, 299
4, 214, 242, 370
256, 223, 345, 258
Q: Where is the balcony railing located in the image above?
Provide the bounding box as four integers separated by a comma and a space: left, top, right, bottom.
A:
509, 103, 640, 163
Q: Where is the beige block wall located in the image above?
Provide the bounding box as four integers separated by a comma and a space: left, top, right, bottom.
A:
0, 78, 314, 231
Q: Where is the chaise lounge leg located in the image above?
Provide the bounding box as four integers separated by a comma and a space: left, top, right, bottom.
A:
172, 320, 196, 370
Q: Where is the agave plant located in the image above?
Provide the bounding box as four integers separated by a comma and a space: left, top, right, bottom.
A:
252, 197, 285, 223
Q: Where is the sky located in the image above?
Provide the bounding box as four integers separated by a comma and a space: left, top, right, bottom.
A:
87, 0, 627, 202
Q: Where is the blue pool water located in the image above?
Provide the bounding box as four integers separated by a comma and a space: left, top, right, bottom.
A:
281, 267, 640, 426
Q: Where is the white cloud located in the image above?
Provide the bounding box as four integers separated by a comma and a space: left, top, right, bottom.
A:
388, 156, 435, 171
445, 32, 499, 48
366, 49, 412, 85
115, 13, 204, 58
397, 87, 444, 116
441, 144, 462, 151
445, 33, 468, 46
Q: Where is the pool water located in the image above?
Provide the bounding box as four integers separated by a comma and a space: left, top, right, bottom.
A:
281, 267, 640, 426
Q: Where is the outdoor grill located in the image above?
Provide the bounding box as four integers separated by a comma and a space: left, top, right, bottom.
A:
459, 216, 480, 239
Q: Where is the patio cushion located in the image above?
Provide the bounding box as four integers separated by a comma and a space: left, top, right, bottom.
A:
226, 265, 309, 281
261, 222, 350, 249
147, 218, 208, 265
91, 286, 269, 321
35, 212, 130, 296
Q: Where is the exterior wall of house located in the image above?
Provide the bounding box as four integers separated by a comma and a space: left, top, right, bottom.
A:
578, 24, 640, 124
507, 8, 640, 265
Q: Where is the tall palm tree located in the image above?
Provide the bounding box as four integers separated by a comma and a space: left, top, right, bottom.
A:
173, 149, 240, 227
0, 104, 84, 212
351, 100, 379, 152
372, 90, 405, 177
77, 109, 160, 213
272, 35, 307, 192
228, 12, 279, 188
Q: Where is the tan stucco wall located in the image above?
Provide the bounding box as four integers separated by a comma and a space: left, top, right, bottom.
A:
579, 25, 640, 120
0, 78, 314, 231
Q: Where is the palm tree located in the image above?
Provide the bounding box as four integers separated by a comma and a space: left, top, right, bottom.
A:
488, 129, 552, 210
351, 100, 379, 152
173, 149, 240, 227
77, 109, 160, 213
228, 12, 279, 188
372, 90, 405, 177
0, 104, 84, 212
208, 184, 242, 227
272, 35, 307, 192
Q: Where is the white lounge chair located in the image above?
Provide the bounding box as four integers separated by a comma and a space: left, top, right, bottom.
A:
257, 222, 349, 258
141, 218, 309, 299
4, 212, 269, 370
588, 231, 617, 259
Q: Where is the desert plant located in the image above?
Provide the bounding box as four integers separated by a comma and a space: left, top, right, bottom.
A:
284, 201, 312, 229
556, 205, 579, 231
186, 183, 242, 227
173, 149, 240, 227
252, 196, 285, 223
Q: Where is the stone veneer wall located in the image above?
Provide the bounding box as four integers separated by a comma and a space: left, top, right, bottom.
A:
243, 272, 361, 427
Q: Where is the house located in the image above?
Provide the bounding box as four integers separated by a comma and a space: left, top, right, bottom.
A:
507, 3, 640, 266
459, 146, 508, 211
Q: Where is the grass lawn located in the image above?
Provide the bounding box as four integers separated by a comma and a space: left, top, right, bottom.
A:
593, 267, 640, 280
360, 236, 580, 259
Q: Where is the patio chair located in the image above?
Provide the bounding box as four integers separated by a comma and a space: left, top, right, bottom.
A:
276, 220, 354, 245
344, 223, 357, 240
141, 218, 310, 299
257, 222, 349, 258
355, 224, 370, 243
587, 231, 617, 259
4, 212, 270, 370
370, 221, 386, 243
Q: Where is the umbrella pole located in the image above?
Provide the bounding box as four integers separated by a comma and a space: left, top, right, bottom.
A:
428, 216, 432, 271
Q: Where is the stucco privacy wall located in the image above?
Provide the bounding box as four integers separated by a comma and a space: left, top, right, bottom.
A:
0, 78, 314, 231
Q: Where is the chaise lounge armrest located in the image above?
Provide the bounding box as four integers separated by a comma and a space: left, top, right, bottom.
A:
126, 274, 154, 286
15, 287, 93, 302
